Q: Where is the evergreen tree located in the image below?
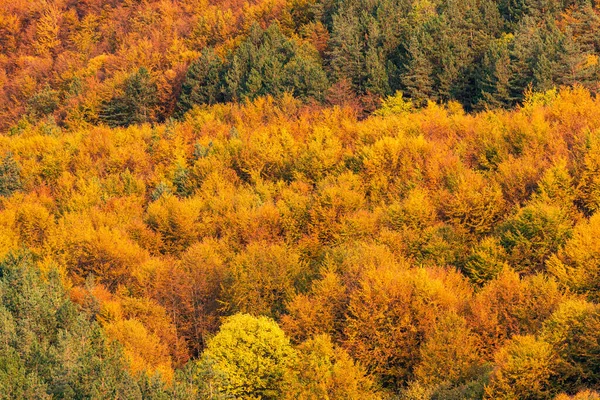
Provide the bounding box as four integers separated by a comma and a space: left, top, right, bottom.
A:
27, 85, 59, 118
100, 67, 159, 127
478, 35, 515, 109
219, 24, 328, 102
498, 0, 529, 27
401, 35, 435, 106
365, 46, 391, 96
508, 16, 539, 102
568, 4, 600, 54
283, 43, 330, 100
0, 252, 143, 398
556, 27, 592, 88
328, 4, 397, 97
176, 48, 225, 116
328, 10, 365, 92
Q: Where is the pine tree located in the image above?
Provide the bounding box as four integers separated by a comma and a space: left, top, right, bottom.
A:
508, 16, 539, 102
0, 252, 146, 398
220, 23, 328, 102
478, 36, 515, 109
401, 35, 435, 106
498, 0, 529, 27
176, 48, 224, 116
283, 43, 330, 100
100, 67, 158, 127
365, 46, 391, 96
328, 10, 366, 92
569, 4, 600, 54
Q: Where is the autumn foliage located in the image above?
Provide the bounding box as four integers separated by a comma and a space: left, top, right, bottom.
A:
1, 85, 600, 398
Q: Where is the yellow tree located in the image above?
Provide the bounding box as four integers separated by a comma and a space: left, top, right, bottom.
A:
484, 335, 556, 400
344, 263, 471, 389
547, 212, 600, 300
284, 334, 380, 400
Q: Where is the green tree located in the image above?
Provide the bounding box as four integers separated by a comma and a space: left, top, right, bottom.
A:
283, 42, 331, 100
199, 313, 297, 399
478, 35, 515, 109
27, 85, 59, 118
497, 0, 528, 27
328, 5, 392, 97
176, 48, 225, 116
401, 35, 434, 106
539, 300, 600, 392
100, 67, 159, 127
484, 335, 557, 400
328, 10, 366, 93
567, 5, 600, 54
223, 24, 328, 102
499, 200, 573, 274
463, 237, 509, 285
0, 252, 143, 398
507, 16, 586, 104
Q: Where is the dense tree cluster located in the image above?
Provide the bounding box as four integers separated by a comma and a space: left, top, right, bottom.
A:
1, 0, 599, 130
1, 87, 600, 398
176, 23, 328, 115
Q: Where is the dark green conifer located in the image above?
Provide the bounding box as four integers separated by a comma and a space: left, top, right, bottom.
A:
176, 48, 225, 116
401, 35, 435, 106
100, 67, 158, 127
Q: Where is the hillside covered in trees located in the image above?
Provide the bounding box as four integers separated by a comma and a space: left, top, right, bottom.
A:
2, 0, 600, 399
1, 0, 600, 131
2, 87, 600, 398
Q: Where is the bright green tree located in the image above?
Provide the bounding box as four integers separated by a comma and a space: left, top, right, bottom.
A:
199, 313, 297, 399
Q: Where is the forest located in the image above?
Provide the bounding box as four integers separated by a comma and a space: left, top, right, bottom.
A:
1, 0, 600, 399
1, 0, 600, 130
